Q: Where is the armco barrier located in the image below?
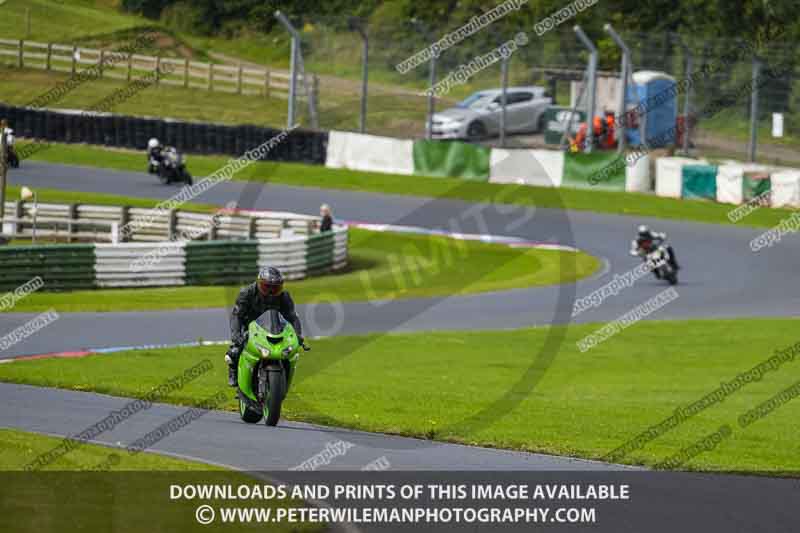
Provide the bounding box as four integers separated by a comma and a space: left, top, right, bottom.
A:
0, 103, 327, 164
94, 242, 186, 288
0, 226, 347, 290
2, 201, 319, 243
185, 240, 259, 286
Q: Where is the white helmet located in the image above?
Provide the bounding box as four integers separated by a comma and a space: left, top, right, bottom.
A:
147, 138, 160, 150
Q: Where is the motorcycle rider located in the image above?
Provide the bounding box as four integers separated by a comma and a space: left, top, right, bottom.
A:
147, 138, 163, 173
630, 225, 679, 275
3, 127, 18, 168
225, 266, 304, 386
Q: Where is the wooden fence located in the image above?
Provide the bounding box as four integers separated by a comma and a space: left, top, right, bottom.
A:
0, 38, 316, 101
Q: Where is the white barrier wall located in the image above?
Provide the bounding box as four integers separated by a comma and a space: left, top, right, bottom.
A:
326, 131, 414, 175
655, 157, 706, 198
770, 170, 800, 208
716, 163, 773, 205
716, 164, 745, 205
625, 154, 651, 192
488, 149, 564, 187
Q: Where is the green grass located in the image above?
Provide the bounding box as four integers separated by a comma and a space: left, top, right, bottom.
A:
1, 318, 798, 474
23, 141, 800, 230
0, 427, 220, 470
0, 66, 289, 126
0, 0, 145, 42
3, 183, 220, 213
6, 227, 598, 312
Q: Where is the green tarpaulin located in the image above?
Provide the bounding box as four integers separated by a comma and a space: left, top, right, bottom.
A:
682, 164, 718, 200
562, 151, 626, 190
412, 140, 490, 180
743, 170, 771, 204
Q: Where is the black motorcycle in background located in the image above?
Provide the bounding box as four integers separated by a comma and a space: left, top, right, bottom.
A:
5, 144, 18, 169
4, 129, 19, 168
148, 146, 192, 185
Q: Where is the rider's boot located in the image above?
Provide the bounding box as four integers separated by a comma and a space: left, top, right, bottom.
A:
225, 352, 238, 387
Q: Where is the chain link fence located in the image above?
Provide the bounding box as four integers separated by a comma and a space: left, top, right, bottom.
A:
276, 15, 798, 165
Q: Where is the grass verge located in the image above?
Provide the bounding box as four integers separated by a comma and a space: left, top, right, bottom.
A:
0, 427, 219, 470
21, 141, 798, 230
1, 318, 797, 474
5, 227, 599, 312
3, 183, 220, 213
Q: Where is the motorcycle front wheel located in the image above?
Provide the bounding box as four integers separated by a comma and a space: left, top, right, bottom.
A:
157, 168, 169, 185
239, 396, 263, 423
264, 371, 286, 426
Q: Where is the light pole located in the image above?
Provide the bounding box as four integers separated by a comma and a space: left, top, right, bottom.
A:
348, 17, 369, 133
0, 119, 7, 224
410, 18, 436, 140
21, 186, 37, 243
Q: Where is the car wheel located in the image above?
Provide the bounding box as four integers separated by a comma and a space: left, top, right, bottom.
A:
467, 121, 487, 140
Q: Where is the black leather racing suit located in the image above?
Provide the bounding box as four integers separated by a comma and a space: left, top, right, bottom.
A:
226, 282, 303, 364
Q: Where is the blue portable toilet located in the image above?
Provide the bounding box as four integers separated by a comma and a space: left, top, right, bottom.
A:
626, 71, 678, 148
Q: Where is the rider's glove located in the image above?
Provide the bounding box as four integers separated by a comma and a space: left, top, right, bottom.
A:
298, 335, 305, 346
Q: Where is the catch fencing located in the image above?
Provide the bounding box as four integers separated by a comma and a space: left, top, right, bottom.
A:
0, 37, 314, 101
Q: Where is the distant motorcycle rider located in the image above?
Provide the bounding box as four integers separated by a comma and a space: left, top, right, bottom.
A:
225, 267, 304, 386
147, 138, 163, 173
630, 225, 679, 272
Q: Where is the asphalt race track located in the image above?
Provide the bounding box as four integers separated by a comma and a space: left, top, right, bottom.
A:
1, 161, 798, 474
2, 161, 799, 359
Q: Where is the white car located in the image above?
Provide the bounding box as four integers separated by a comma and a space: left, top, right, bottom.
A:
428, 86, 553, 140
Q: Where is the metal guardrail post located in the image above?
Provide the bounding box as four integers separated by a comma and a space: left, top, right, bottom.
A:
748, 56, 761, 162
67, 203, 78, 243
604, 24, 629, 153
574, 26, 598, 153
168, 209, 177, 240
275, 11, 300, 129
349, 17, 369, 133
500, 55, 509, 148
676, 35, 694, 156
0, 121, 7, 222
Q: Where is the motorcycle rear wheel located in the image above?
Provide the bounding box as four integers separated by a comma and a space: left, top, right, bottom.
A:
264, 371, 286, 426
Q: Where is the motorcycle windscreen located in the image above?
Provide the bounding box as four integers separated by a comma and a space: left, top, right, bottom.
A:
255, 309, 287, 336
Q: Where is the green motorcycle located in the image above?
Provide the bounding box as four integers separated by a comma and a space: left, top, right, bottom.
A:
236, 309, 309, 426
